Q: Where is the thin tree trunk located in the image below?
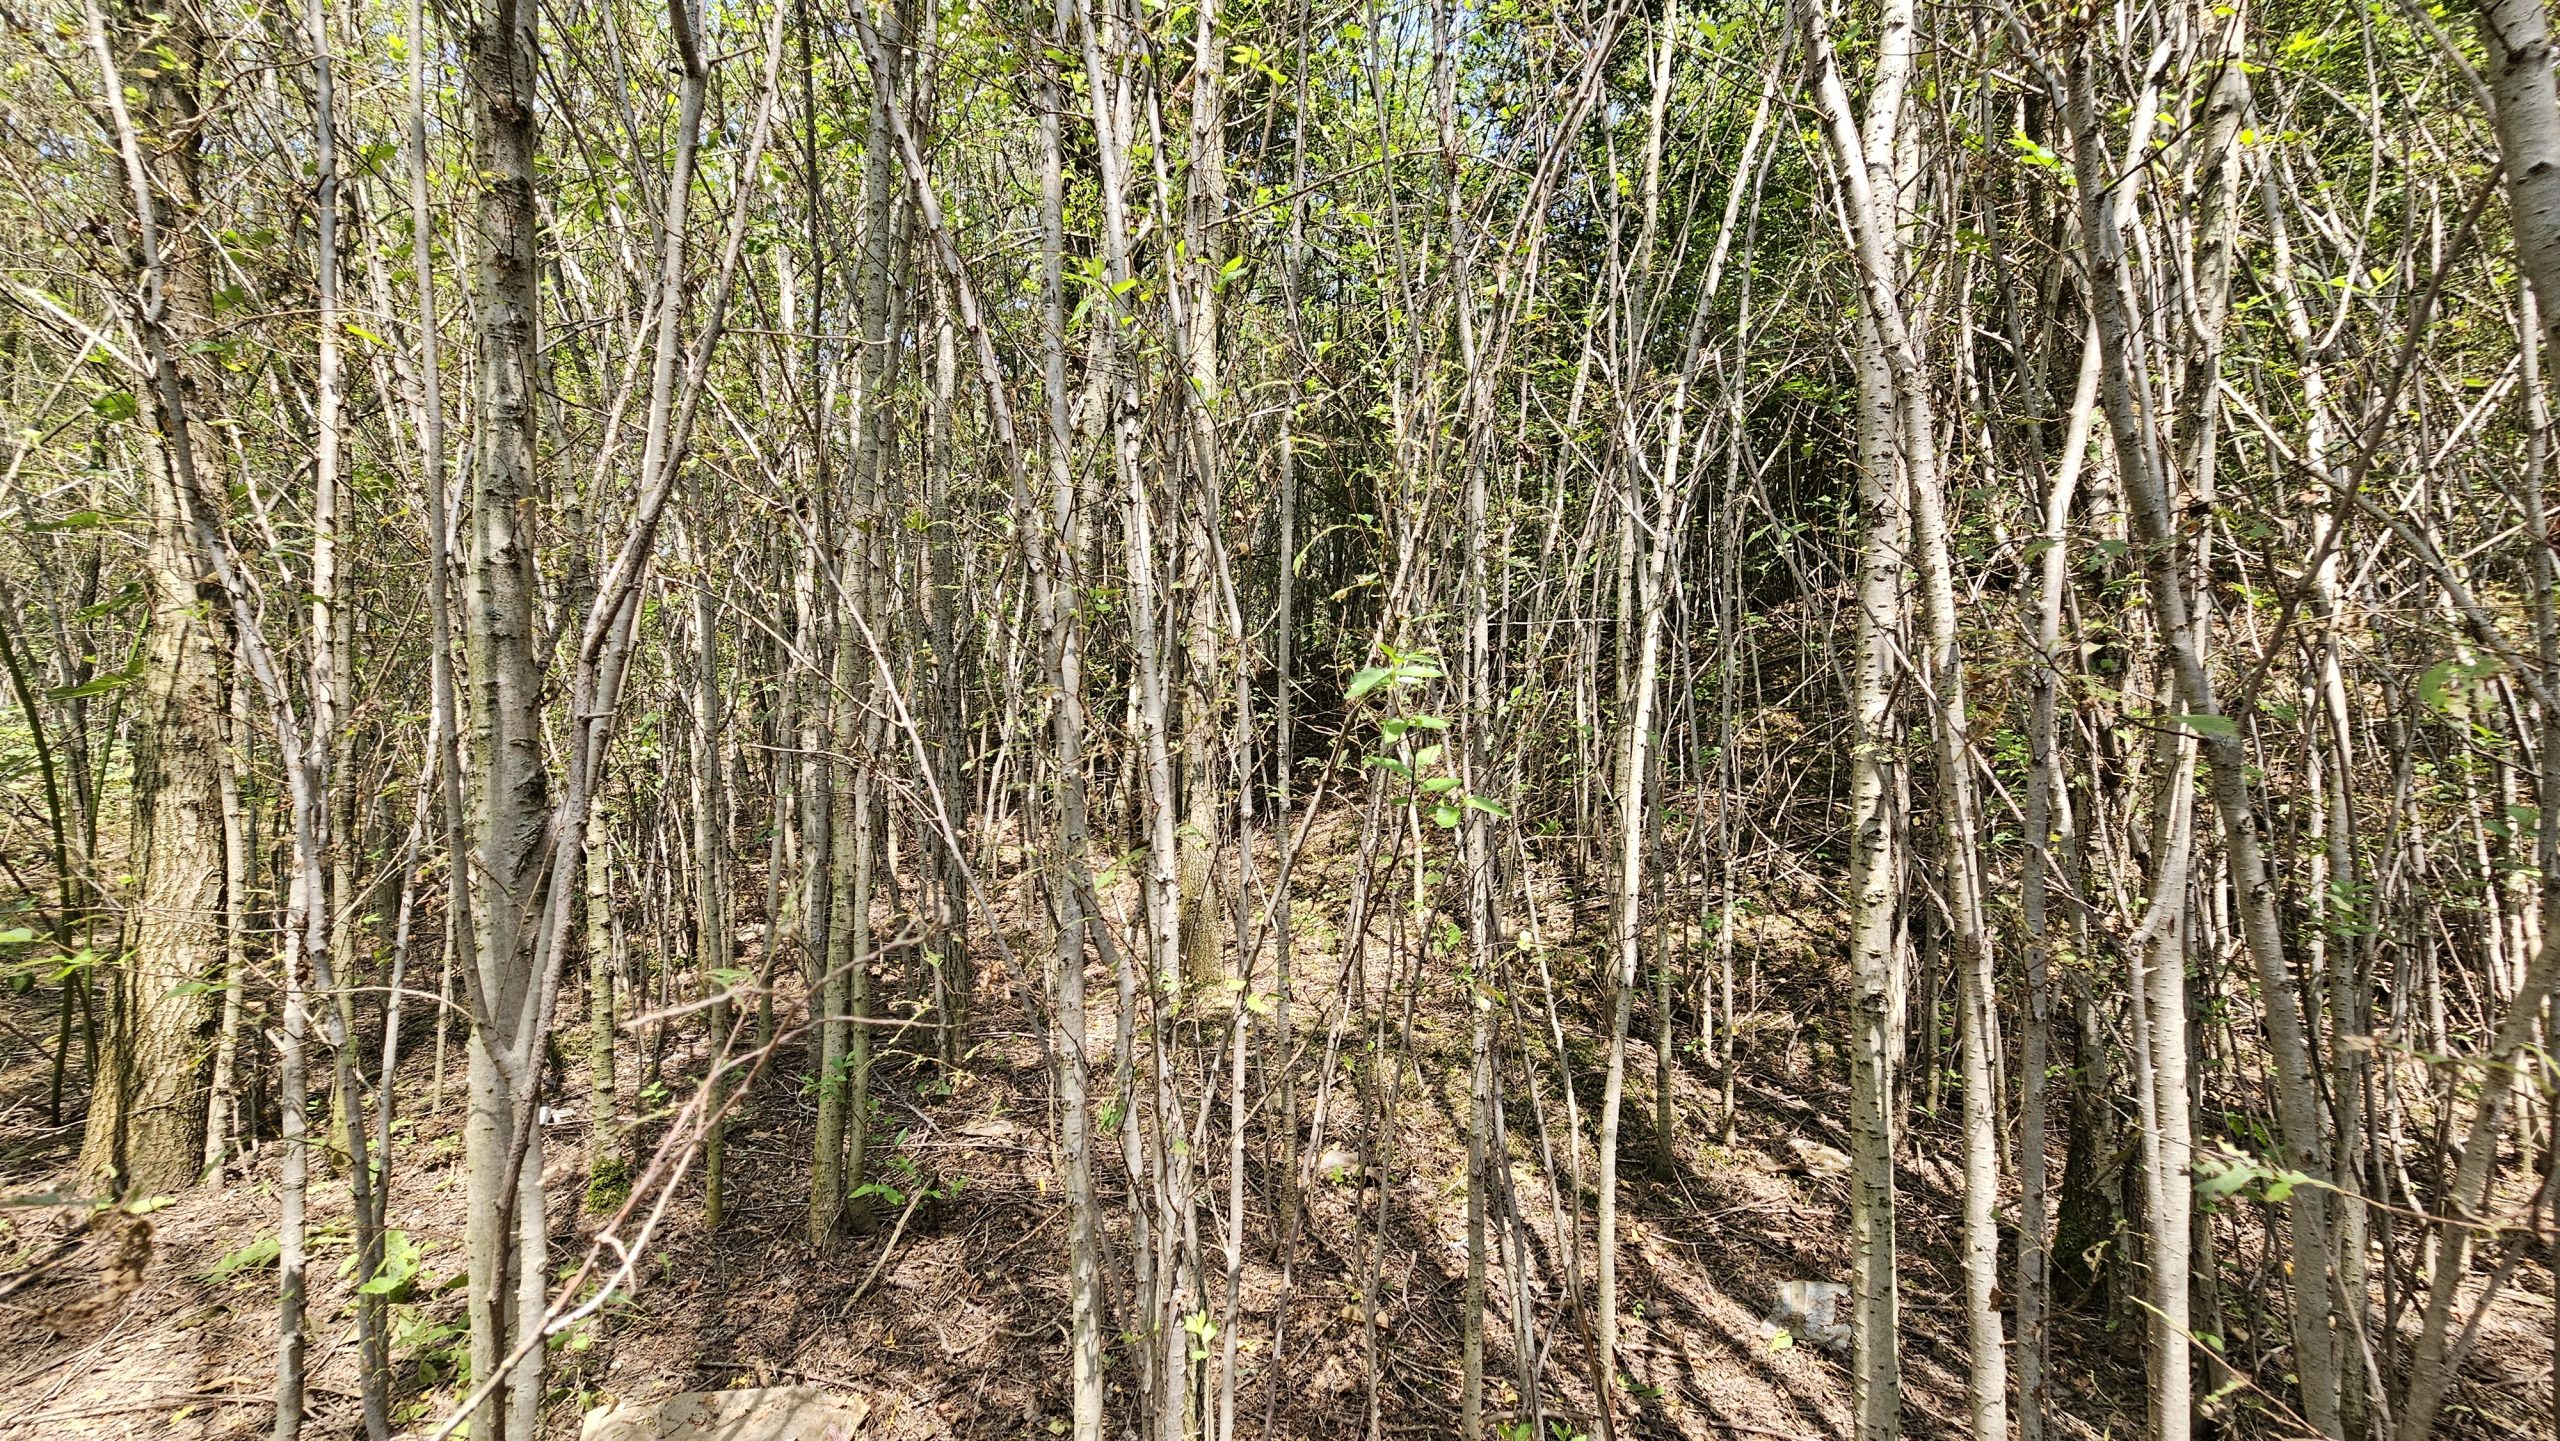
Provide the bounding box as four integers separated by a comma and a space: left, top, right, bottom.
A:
1800, 4, 1911, 1431
204, 648, 253, 1181
2398, 15, 2560, 1435
459, 0, 554, 1427
1039, 7, 1105, 1426
2019, 324, 2101, 1441
690, 524, 733, 1228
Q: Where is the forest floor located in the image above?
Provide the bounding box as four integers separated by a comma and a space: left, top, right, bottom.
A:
0, 815, 2552, 1439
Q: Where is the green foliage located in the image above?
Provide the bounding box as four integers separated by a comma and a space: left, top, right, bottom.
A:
2167, 712, 2237, 740
346, 1229, 432, 1301
2195, 1148, 2318, 1211
201, 1234, 281, 1285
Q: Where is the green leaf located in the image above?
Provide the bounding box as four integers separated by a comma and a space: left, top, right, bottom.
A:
89, 391, 138, 422
2418, 659, 2458, 713
2168, 712, 2237, 740
2195, 1157, 2257, 1204
48, 666, 143, 701
2262, 1168, 2315, 1203
1346, 666, 1393, 702
202, 1235, 281, 1284
353, 1230, 431, 1297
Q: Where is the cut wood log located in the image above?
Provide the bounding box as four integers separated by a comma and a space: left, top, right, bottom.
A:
580, 1386, 868, 1441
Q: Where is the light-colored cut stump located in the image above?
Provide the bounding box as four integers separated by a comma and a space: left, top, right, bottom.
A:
580, 1385, 868, 1441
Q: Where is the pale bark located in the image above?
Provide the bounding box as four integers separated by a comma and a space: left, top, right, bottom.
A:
1039, 8, 1105, 1427
2397, 11, 2560, 1436
586, 836, 622, 1206
203, 651, 252, 1181
691, 524, 733, 1228
1800, 5, 1912, 1431
2068, 43, 2341, 1440
2019, 324, 2101, 1441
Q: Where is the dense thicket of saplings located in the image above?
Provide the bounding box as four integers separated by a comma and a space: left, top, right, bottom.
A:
0, 0, 2554, 1437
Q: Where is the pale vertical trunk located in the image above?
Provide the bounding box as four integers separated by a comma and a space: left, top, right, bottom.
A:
2019, 324, 2101, 1441
1810, 0, 2004, 1419
2264, 125, 2373, 1440
2527, 284, 2559, 1441
789, 0, 833, 1047
276, 857, 313, 1441
1638, 8, 1680, 1195
2130, 732, 2198, 1441
1595, 476, 1673, 1428
1593, 14, 1687, 1421
2167, 19, 2288, 1427
849, 0, 1107, 1420
300, 11, 390, 1430
1800, 4, 1911, 1430
1910, 424, 2008, 1441
585, 836, 621, 1206
1269, 12, 1309, 1255
812, 609, 859, 1240
814, 26, 898, 1241
1039, 9, 1104, 1426
1838, 269, 1905, 1441
1175, 0, 1227, 997
756, 684, 786, 1053
400, 0, 471, 1164
2398, 13, 2560, 1436
691, 525, 733, 1227
371, 764, 433, 1215
2068, 45, 2341, 1441
1880, 183, 2010, 1441
1120, 0, 1209, 1022
915, 244, 967, 1057
1713, 72, 1778, 1154
796, 531, 833, 999
204, 651, 253, 1181
1429, 7, 1495, 1433
1071, 11, 1181, 1420
846, 30, 904, 1229
923, 295, 967, 1064
2485, 0, 2560, 368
